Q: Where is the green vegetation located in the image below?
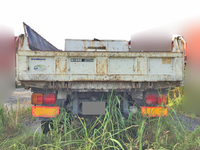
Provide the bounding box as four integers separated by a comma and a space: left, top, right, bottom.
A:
168, 86, 184, 113
168, 86, 200, 119
0, 90, 199, 149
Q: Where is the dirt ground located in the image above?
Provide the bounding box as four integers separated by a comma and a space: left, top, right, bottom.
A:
5, 88, 200, 134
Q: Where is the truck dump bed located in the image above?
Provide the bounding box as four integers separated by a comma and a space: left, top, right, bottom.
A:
16, 23, 186, 91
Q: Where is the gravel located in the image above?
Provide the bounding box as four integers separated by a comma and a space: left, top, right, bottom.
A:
5, 88, 42, 133
5, 88, 200, 134
170, 113, 200, 131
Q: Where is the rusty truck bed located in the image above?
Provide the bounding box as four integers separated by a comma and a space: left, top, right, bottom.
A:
16, 23, 185, 91
17, 50, 184, 84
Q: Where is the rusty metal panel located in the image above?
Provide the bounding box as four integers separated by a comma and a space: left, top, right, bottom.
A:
174, 58, 183, 74
17, 56, 28, 74
17, 50, 184, 84
21, 81, 181, 91
136, 57, 148, 74
108, 58, 136, 74
96, 57, 108, 74
65, 39, 128, 51
148, 57, 175, 74
67, 57, 96, 74
17, 50, 183, 58
67, 82, 134, 91
17, 74, 183, 82
27, 57, 54, 74
55, 57, 67, 74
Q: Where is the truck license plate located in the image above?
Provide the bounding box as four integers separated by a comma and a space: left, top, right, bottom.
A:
82, 102, 105, 115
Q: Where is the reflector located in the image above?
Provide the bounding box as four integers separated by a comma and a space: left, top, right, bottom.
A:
141, 106, 168, 117
37, 96, 43, 102
32, 106, 59, 117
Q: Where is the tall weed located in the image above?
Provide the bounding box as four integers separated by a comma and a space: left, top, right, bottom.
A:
0, 91, 199, 149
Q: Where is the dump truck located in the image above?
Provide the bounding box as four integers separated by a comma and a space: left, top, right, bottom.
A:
16, 23, 186, 133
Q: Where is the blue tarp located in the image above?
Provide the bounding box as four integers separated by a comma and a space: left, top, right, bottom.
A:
23, 23, 59, 51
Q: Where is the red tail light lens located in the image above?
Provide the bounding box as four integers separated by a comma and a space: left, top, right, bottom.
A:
158, 94, 168, 105
128, 41, 131, 49
146, 94, 157, 105
44, 94, 55, 105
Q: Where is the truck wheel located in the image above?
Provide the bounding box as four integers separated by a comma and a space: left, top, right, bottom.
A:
41, 121, 53, 134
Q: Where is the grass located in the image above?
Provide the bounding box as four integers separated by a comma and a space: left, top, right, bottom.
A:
168, 86, 200, 119
0, 90, 199, 149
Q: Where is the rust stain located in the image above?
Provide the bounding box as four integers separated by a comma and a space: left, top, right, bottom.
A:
106, 59, 108, 74
84, 41, 87, 51
162, 58, 171, 64
137, 58, 140, 72
96, 58, 108, 75
55, 57, 67, 74
21, 81, 181, 91
64, 58, 67, 73
55, 57, 59, 73
112, 75, 121, 80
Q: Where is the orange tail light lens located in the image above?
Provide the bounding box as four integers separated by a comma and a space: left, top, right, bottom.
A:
31, 93, 43, 105
158, 94, 168, 105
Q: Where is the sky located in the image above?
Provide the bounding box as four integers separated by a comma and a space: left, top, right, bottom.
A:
1, 0, 200, 50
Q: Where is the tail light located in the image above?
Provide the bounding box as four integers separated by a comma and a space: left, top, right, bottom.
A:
158, 94, 168, 105
31, 93, 43, 105
128, 41, 131, 50
146, 94, 157, 105
44, 94, 55, 105
146, 94, 168, 105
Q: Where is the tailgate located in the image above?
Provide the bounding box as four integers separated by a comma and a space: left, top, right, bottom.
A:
17, 50, 184, 82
